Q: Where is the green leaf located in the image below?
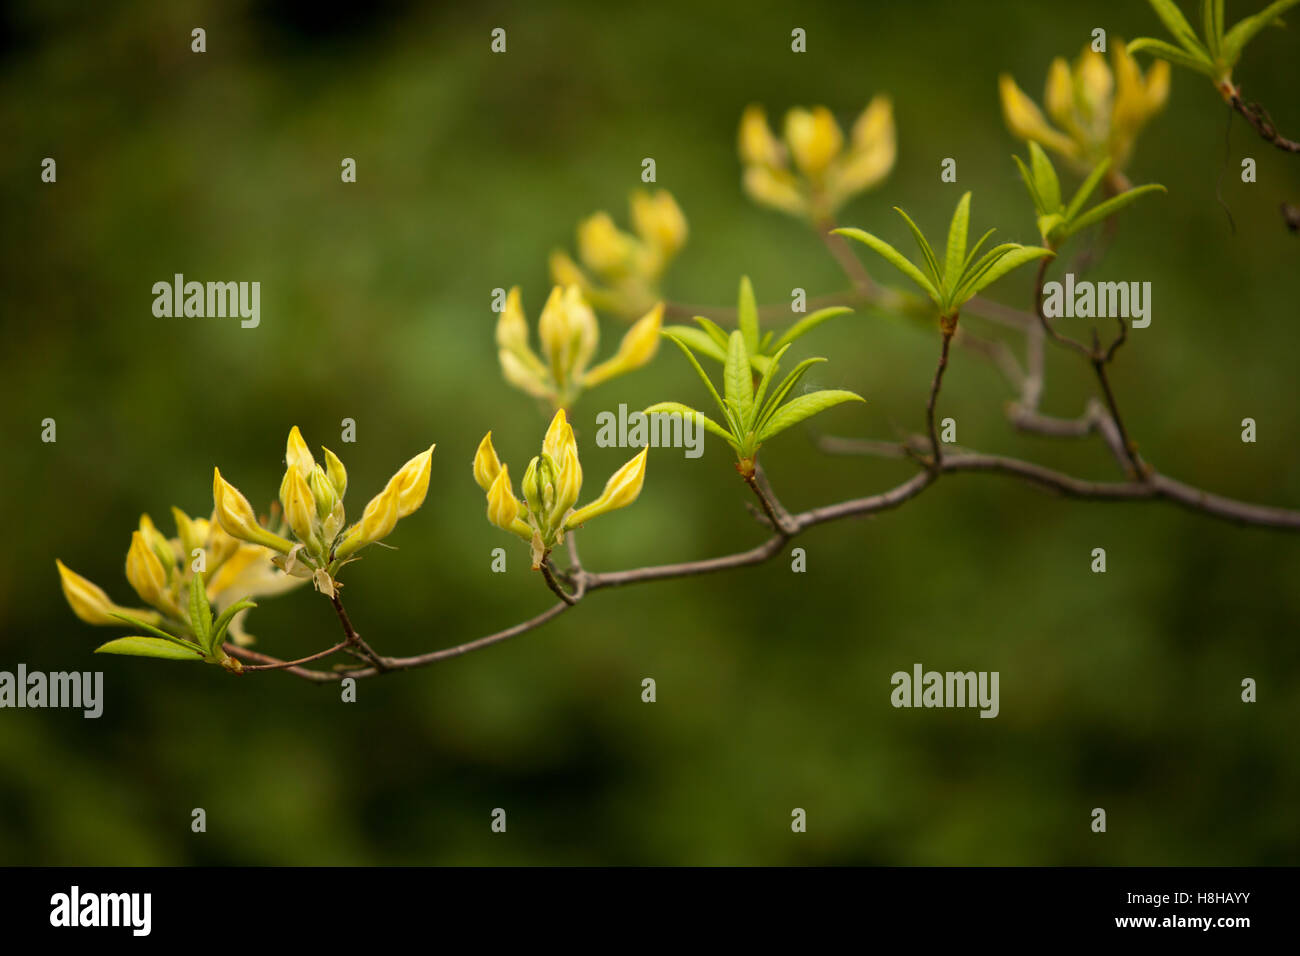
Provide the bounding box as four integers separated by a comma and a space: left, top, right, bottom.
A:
1127, 36, 1219, 74
95, 636, 204, 661
960, 245, 1054, 300
210, 598, 257, 650
943, 192, 971, 289
643, 402, 738, 449
664, 325, 727, 363
1203, 0, 1221, 56
757, 390, 865, 444
893, 207, 942, 287
961, 227, 998, 276
1012, 155, 1044, 213
1065, 157, 1113, 221
769, 306, 853, 353
723, 330, 755, 428
953, 242, 1022, 300
1028, 143, 1061, 212
1064, 184, 1168, 236
692, 315, 731, 351
737, 276, 761, 356
662, 332, 729, 418
1222, 0, 1300, 67
188, 579, 211, 649
109, 611, 194, 646
759, 357, 828, 432
833, 228, 941, 305
752, 344, 790, 414
1148, 0, 1212, 53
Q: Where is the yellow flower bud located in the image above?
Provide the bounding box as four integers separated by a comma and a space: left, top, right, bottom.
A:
553, 444, 582, 518
486, 465, 521, 531
336, 483, 400, 559
56, 559, 160, 627
566, 447, 648, 528
473, 431, 503, 491
630, 190, 688, 261
285, 425, 316, 476
496, 286, 531, 354
542, 409, 572, 464
205, 511, 242, 568
138, 513, 177, 570
1076, 48, 1113, 122
577, 212, 635, 276
309, 465, 337, 518
390, 445, 435, 518
784, 106, 843, 179
171, 506, 203, 560
499, 349, 552, 399
538, 285, 599, 387
582, 302, 663, 387
738, 104, 783, 167
322, 447, 348, 499
1044, 58, 1075, 130
125, 530, 168, 608
548, 249, 590, 290
283, 466, 318, 546
213, 467, 293, 553
998, 74, 1079, 159
742, 164, 807, 217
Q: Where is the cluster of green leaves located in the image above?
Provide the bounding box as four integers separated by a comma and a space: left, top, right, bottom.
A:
647, 327, 863, 472
98, 587, 255, 665
833, 193, 1052, 319
664, 277, 852, 375
1129, 0, 1300, 82
1015, 143, 1167, 247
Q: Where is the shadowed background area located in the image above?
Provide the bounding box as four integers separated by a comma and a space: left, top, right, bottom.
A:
0, 0, 1297, 865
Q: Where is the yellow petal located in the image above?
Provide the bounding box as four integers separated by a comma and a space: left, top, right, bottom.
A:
742, 164, 807, 217
496, 285, 531, 354
784, 106, 843, 178
391, 445, 435, 518
1044, 58, 1075, 129
577, 212, 636, 276
738, 104, 783, 167
56, 559, 160, 627
542, 409, 571, 463
998, 74, 1079, 159
553, 444, 582, 516
213, 467, 293, 553
1076, 47, 1113, 122
499, 349, 552, 399
486, 465, 521, 531
565, 447, 647, 527
283, 466, 318, 545
286, 425, 316, 476
322, 446, 348, 499
125, 530, 168, 608
473, 432, 503, 491
1144, 60, 1171, 114
548, 249, 589, 290
582, 302, 663, 387
630, 189, 688, 260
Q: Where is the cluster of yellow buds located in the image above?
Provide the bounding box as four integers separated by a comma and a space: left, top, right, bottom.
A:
495, 284, 662, 410
213, 426, 434, 597
56, 506, 303, 648
473, 410, 648, 569
549, 189, 687, 319
999, 40, 1170, 184
738, 97, 896, 223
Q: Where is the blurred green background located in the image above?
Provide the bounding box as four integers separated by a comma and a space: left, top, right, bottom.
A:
1, 0, 1297, 865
